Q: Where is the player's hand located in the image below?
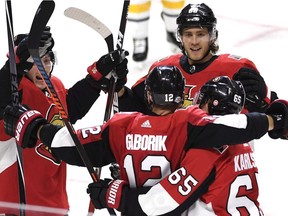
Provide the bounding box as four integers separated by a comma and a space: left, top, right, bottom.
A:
265, 99, 288, 139
86, 50, 129, 92
11, 26, 54, 75
115, 57, 129, 92
233, 67, 268, 112
87, 178, 128, 210
3, 104, 47, 148
109, 163, 120, 179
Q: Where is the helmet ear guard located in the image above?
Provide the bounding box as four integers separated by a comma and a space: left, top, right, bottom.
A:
209, 27, 218, 42
145, 89, 153, 106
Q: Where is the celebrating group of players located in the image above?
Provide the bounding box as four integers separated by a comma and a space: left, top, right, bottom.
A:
1, 2, 287, 216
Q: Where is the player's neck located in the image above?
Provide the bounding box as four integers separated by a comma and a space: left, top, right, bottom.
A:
152, 107, 174, 116
188, 52, 213, 65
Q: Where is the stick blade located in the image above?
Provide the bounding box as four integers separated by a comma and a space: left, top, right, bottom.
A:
27, 1, 55, 50
64, 7, 112, 40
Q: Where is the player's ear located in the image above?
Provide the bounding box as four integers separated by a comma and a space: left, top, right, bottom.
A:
147, 91, 153, 104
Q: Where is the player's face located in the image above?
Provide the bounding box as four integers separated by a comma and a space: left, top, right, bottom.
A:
26, 54, 52, 90
181, 27, 211, 63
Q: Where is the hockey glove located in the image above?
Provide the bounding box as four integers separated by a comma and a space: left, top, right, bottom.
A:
233, 67, 268, 112
115, 58, 129, 92
87, 179, 128, 210
109, 163, 120, 180
87, 50, 129, 92
11, 26, 54, 75
3, 104, 47, 148
265, 99, 288, 139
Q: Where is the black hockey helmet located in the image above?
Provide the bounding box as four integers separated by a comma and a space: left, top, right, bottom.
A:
144, 65, 185, 108
195, 76, 245, 115
176, 3, 217, 39
177, 3, 217, 32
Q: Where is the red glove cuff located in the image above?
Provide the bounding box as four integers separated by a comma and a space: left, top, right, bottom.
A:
15, 110, 43, 145
106, 179, 128, 209
87, 62, 103, 81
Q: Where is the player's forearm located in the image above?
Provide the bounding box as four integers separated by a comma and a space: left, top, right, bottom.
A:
118, 86, 146, 112
37, 125, 91, 166
122, 166, 215, 216
189, 112, 269, 149
67, 77, 101, 124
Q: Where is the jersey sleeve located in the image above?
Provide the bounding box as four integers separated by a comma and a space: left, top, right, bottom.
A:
65, 76, 101, 124
121, 149, 219, 216
40, 122, 115, 167
118, 76, 149, 113
184, 106, 269, 148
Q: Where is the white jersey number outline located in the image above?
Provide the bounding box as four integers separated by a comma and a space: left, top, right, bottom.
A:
227, 173, 263, 215
124, 154, 171, 188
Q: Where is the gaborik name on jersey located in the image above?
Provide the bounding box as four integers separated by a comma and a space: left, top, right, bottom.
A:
126, 134, 167, 151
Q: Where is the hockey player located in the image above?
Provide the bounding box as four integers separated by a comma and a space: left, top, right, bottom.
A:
0, 27, 128, 215
128, 0, 185, 61
86, 76, 266, 215
3, 66, 288, 215
119, 3, 278, 114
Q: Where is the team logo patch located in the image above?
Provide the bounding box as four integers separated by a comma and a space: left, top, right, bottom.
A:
213, 100, 219, 107
49, 113, 64, 127
36, 143, 61, 165
35, 106, 64, 165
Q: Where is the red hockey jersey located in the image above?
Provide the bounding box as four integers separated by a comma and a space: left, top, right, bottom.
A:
139, 143, 264, 215
46, 105, 269, 216
0, 76, 69, 215
131, 54, 271, 113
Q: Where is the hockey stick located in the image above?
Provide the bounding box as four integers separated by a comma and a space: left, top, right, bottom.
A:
27, 1, 117, 216
5, 0, 26, 214
64, 7, 114, 52
63, 7, 116, 122
64, 8, 116, 214
64, 3, 130, 214
64, 3, 130, 122
105, 0, 130, 122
